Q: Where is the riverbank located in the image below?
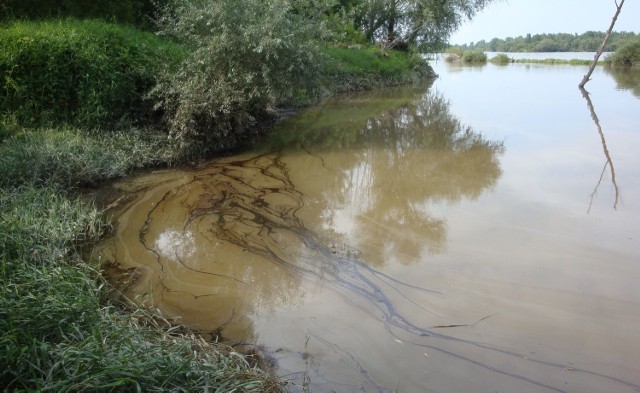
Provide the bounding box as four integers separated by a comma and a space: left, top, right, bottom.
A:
444, 46, 640, 67
0, 17, 433, 391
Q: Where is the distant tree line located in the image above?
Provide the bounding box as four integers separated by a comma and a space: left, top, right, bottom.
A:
455, 31, 639, 52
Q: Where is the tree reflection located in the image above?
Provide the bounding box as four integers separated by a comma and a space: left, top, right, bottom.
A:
603, 66, 640, 99
579, 87, 620, 211
266, 86, 504, 265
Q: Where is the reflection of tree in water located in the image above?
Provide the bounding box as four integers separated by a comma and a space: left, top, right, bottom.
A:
603, 66, 640, 99
579, 87, 620, 211
265, 86, 504, 263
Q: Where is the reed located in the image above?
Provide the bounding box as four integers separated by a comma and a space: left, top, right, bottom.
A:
0, 128, 188, 189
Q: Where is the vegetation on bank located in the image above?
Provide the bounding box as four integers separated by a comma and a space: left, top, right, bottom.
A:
489, 53, 511, 64
444, 48, 487, 64
604, 38, 640, 67
0, 0, 438, 391
454, 31, 639, 52
0, 19, 186, 130
323, 46, 434, 90
445, 45, 638, 67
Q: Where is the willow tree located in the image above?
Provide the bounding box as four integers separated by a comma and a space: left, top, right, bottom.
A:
350, 0, 497, 51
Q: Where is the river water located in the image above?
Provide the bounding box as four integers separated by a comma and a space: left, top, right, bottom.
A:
93, 57, 640, 392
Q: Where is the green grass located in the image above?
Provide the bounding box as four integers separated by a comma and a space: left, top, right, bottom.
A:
0, 128, 186, 189
0, 19, 186, 129
322, 46, 434, 91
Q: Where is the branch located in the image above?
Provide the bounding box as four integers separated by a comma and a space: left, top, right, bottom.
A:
579, 0, 625, 88
580, 87, 620, 211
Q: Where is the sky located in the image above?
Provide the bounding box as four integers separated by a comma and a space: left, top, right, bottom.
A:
450, 0, 640, 45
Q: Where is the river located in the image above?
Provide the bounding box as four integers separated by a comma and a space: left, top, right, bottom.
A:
92, 56, 640, 392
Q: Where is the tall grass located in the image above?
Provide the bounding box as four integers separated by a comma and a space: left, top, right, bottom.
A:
0, 128, 186, 189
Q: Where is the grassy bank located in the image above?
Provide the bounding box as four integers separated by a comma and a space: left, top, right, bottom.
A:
0, 129, 284, 391
0, 14, 431, 392
0, 19, 186, 131
323, 46, 434, 91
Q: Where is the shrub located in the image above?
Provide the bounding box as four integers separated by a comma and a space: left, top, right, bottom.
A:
490, 53, 511, 64
151, 0, 330, 144
462, 51, 487, 63
0, 19, 185, 129
605, 39, 640, 67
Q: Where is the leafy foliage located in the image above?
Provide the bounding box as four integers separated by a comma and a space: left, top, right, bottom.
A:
605, 38, 640, 67
0, 19, 185, 129
333, 0, 496, 51
152, 0, 330, 145
462, 51, 487, 63
490, 53, 511, 64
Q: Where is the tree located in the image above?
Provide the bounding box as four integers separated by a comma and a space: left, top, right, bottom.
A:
152, 0, 330, 144
347, 0, 497, 51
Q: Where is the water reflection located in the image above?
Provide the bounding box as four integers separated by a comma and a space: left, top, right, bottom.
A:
604, 66, 640, 98
96, 86, 504, 342
92, 71, 640, 391
265, 87, 504, 263
579, 87, 620, 211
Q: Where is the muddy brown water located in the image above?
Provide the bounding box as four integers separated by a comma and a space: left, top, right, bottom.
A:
92, 59, 640, 392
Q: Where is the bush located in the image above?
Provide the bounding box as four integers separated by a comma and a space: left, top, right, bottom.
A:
151, 0, 330, 144
605, 39, 640, 67
462, 51, 487, 63
490, 53, 511, 64
0, 19, 185, 129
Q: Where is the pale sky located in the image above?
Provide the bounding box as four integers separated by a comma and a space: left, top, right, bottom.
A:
451, 0, 640, 45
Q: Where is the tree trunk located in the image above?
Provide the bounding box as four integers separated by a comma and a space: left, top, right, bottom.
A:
579, 0, 625, 88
